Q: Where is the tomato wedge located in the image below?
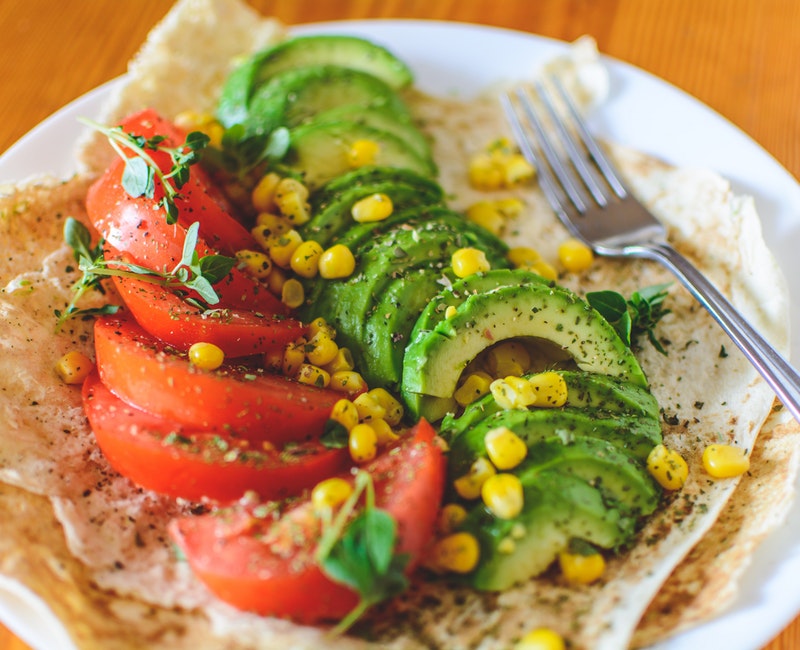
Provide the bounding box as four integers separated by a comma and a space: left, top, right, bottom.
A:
94, 313, 340, 444
169, 420, 445, 622
82, 372, 350, 502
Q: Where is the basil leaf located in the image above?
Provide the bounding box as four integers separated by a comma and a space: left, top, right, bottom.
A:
122, 156, 155, 198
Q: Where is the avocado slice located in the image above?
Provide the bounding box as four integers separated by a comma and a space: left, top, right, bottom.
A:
461, 470, 638, 591
402, 282, 649, 420
287, 120, 437, 189
218, 35, 413, 126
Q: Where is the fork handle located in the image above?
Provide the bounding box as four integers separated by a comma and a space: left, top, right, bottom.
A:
631, 241, 800, 424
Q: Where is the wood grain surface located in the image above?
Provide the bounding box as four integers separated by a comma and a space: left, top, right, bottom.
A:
0, 1, 798, 649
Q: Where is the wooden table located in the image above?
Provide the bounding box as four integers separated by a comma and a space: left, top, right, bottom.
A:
0, 1, 798, 649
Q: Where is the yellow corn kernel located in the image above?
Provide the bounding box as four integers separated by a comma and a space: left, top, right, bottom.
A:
452, 247, 491, 278
173, 111, 224, 148
366, 388, 404, 427
647, 444, 689, 490
265, 265, 288, 296
255, 211, 292, 235
527, 371, 569, 408
305, 330, 339, 367
307, 316, 336, 339
702, 444, 750, 478
353, 391, 386, 422
468, 152, 504, 191
532, 260, 558, 281
503, 153, 535, 185
281, 278, 305, 309
323, 347, 354, 374
558, 550, 606, 585
495, 197, 525, 218
466, 201, 504, 235
351, 192, 394, 223
349, 422, 378, 463
330, 398, 359, 431
251, 172, 282, 213
444, 305, 458, 319
330, 370, 368, 395
274, 177, 310, 225
558, 238, 594, 273
485, 426, 528, 470
268, 229, 303, 268
490, 377, 534, 410
347, 139, 380, 168
453, 456, 497, 500
187, 342, 225, 371
311, 477, 353, 512
454, 371, 493, 406
296, 363, 330, 388
438, 503, 468, 535
235, 249, 273, 279
481, 473, 524, 519
429, 531, 480, 573
370, 417, 399, 444
54, 350, 94, 385
282, 338, 307, 377
486, 341, 531, 377
507, 246, 542, 268
318, 244, 357, 279
514, 628, 566, 650
290, 240, 323, 279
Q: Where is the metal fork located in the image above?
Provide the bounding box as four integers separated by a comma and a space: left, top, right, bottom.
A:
501, 78, 800, 423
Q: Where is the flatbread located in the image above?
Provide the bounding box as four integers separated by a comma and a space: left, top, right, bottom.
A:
1, 0, 797, 648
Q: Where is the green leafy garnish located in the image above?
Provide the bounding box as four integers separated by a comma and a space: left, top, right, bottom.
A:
316, 470, 409, 635
80, 118, 210, 224
56, 218, 235, 329
320, 419, 350, 449
203, 124, 291, 178
586, 283, 671, 354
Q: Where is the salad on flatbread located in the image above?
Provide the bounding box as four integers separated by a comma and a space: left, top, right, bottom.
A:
1, 1, 798, 649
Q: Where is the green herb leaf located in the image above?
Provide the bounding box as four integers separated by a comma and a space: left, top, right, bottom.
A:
320, 420, 349, 449
122, 156, 155, 198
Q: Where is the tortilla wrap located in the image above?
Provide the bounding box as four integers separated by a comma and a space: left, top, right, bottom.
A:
1, 0, 798, 648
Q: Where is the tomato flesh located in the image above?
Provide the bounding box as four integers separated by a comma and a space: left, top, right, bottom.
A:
82, 372, 350, 502
169, 420, 445, 622
94, 313, 340, 445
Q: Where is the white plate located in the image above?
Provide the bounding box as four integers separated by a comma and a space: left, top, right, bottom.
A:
1, 19, 800, 650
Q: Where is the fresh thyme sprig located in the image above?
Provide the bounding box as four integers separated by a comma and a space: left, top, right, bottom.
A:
56, 218, 235, 329
316, 470, 409, 635
80, 118, 210, 224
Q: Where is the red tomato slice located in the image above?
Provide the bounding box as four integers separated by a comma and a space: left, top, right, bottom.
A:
94, 313, 339, 445
169, 420, 445, 622
82, 372, 350, 502
111, 268, 304, 357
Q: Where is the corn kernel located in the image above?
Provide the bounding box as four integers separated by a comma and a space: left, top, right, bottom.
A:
647, 444, 688, 490
235, 249, 272, 279
251, 172, 282, 213
452, 247, 491, 278
265, 265, 288, 296
466, 201, 504, 235
429, 531, 480, 573
438, 503, 468, 535
495, 197, 525, 218
305, 330, 339, 367
349, 423, 378, 463
54, 350, 94, 385
515, 628, 566, 650
370, 417, 399, 444
527, 371, 569, 408
281, 278, 305, 309
330, 398, 359, 431
353, 391, 386, 422
323, 347, 354, 374
311, 477, 353, 512
702, 444, 750, 478
468, 152, 504, 191
481, 473, 524, 519
486, 341, 531, 377
490, 377, 534, 410
485, 426, 528, 470
274, 178, 310, 225
268, 229, 304, 268
173, 111, 223, 147
444, 305, 458, 319
503, 153, 535, 185
558, 238, 594, 273
366, 388, 404, 426
318, 244, 356, 279
351, 193, 394, 223
296, 363, 330, 388
454, 371, 493, 406
330, 370, 368, 395
290, 240, 323, 278
348, 139, 380, 168
255, 211, 291, 236
507, 246, 542, 268
532, 260, 558, 281
187, 342, 225, 371
307, 317, 336, 339
282, 339, 306, 377
453, 456, 497, 500
558, 550, 606, 585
